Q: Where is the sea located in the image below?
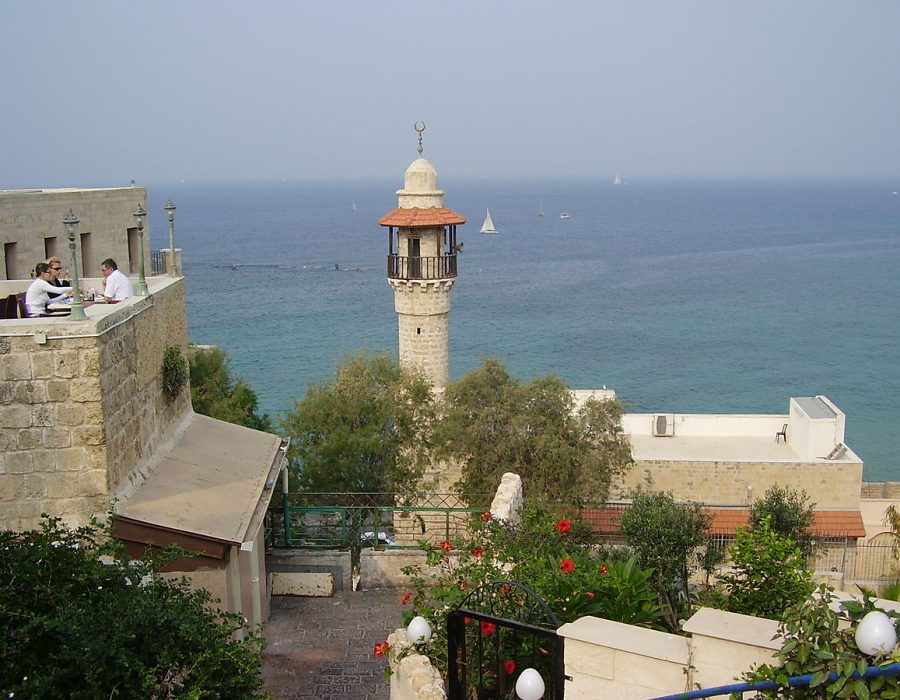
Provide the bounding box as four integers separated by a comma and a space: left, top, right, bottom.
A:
145, 177, 900, 483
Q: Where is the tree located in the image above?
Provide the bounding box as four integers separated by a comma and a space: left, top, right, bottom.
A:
749, 485, 816, 557
619, 488, 712, 631
281, 352, 436, 494
720, 516, 814, 620
0, 516, 265, 699
189, 346, 273, 431
434, 359, 632, 505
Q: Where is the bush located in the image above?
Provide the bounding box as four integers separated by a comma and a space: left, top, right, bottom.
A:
0, 516, 266, 699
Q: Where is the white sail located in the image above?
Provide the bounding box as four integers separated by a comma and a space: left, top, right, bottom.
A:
480, 208, 498, 234
613, 175, 623, 185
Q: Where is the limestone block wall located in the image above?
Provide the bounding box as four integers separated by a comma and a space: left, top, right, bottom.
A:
391, 280, 453, 389
0, 278, 190, 531
617, 458, 863, 508
0, 187, 152, 280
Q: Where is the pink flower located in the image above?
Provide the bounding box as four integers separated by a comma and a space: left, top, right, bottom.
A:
598, 564, 609, 576
440, 540, 453, 552
480, 621, 497, 636
470, 547, 484, 558
401, 591, 413, 605
556, 519, 572, 534
480, 511, 493, 522
560, 558, 576, 574
585, 591, 596, 600
504, 659, 516, 674
373, 641, 389, 658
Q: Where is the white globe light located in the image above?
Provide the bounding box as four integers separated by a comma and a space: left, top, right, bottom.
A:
406, 615, 432, 643
855, 610, 898, 656
515, 667, 545, 700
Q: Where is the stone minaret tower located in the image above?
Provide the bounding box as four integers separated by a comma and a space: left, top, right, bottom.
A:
378, 125, 465, 389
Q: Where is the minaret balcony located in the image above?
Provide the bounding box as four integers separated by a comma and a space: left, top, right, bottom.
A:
387, 253, 457, 281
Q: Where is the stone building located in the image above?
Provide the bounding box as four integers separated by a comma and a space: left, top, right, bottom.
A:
1, 186, 152, 280
0, 189, 285, 629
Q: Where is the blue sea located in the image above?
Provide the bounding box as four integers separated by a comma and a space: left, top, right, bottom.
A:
146, 177, 900, 482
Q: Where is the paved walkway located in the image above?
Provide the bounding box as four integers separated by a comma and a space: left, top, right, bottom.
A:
262, 589, 406, 699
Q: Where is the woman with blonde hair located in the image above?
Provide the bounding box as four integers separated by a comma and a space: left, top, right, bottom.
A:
45, 256, 70, 300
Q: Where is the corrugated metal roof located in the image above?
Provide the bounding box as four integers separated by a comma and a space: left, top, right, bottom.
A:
378, 207, 466, 227
116, 413, 284, 545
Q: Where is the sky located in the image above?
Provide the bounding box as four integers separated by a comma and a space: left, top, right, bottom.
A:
2, 1, 899, 187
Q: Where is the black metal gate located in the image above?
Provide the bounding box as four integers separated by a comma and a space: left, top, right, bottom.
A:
447, 581, 565, 700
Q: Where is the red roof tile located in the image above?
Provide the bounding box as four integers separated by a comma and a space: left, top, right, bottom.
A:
378, 207, 466, 228
580, 506, 866, 538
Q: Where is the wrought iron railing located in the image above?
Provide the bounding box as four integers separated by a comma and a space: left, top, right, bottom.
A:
650, 662, 900, 699
387, 253, 457, 281
150, 250, 164, 275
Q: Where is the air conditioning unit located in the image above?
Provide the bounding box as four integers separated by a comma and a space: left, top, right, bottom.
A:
652, 414, 675, 437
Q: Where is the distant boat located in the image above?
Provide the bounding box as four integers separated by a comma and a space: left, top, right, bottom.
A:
613, 175, 623, 185
480, 208, 498, 234
538, 200, 544, 218
559, 212, 570, 220
351, 201, 357, 212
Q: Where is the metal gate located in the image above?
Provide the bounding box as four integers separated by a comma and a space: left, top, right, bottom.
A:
447, 581, 565, 700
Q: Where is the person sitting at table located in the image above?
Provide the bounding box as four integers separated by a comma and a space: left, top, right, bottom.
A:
25, 263, 73, 317
100, 258, 134, 302
46, 256, 71, 300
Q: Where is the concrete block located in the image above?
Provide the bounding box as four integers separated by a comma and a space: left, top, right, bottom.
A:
272, 572, 334, 597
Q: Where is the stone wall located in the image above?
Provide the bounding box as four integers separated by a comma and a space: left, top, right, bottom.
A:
617, 458, 863, 508
390, 279, 453, 389
0, 277, 190, 531
0, 187, 152, 279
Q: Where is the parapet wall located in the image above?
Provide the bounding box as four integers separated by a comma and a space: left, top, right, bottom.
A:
0, 277, 190, 531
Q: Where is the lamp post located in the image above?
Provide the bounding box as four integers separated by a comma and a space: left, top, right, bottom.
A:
133, 203, 148, 295
63, 209, 87, 321
164, 199, 178, 275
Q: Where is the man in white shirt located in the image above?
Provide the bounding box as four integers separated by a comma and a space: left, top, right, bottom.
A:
100, 258, 135, 302
25, 262, 73, 316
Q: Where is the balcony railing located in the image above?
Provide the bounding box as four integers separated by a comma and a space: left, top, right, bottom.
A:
387, 254, 457, 281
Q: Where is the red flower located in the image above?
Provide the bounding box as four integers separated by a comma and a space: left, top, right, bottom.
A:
459, 581, 467, 591
373, 641, 389, 658
480, 511, 493, 522
464, 616, 472, 625
470, 547, 484, 558
401, 591, 413, 605
556, 519, 572, 534
480, 621, 497, 636
504, 659, 516, 674
585, 591, 596, 600
560, 558, 576, 573
442, 556, 450, 565
539, 646, 550, 656
440, 540, 453, 552
598, 564, 609, 576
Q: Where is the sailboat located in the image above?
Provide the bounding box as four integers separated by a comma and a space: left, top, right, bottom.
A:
538, 200, 544, 218
480, 208, 498, 234
351, 200, 357, 212
613, 175, 623, 185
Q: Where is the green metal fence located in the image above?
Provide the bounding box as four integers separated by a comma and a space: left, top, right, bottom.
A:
265, 492, 492, 550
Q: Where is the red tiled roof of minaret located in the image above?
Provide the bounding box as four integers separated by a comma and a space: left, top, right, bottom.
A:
379, 207, 466, 228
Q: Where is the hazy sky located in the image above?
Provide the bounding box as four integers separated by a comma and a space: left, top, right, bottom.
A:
2, 1, 899, 186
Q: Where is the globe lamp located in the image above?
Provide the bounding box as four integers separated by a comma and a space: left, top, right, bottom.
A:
515, 667, 545, 700
855, 610, 897, 656
407, 616, 432, 643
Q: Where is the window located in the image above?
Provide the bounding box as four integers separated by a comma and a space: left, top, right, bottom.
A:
3, 242, 18, 280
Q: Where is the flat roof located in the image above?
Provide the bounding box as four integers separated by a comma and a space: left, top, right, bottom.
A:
117, 413, 285, 545
795, 396, 837, 420
629, 434, 803, 462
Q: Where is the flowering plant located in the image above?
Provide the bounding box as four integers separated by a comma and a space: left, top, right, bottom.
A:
397, 502, 663, 689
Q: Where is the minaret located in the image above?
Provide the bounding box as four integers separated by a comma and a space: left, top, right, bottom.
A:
378, 123, 465, 389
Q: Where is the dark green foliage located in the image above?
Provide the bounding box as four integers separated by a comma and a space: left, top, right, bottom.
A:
189, 345, 272, 431
619, 489, 712, 631
750, 485, 817, 557
161, 345, 188, 402
281, 352, 435, 494
435, 358, 632, 506
720, 516, 814, 620
743, 584, 900, 698
0, 516, 266, 699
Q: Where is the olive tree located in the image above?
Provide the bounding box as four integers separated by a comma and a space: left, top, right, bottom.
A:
434, 358, 633, 506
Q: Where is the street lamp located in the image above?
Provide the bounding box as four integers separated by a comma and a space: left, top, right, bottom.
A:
133, 203, 148, 296
63, 209, 87, 321
164, 200, 178, 275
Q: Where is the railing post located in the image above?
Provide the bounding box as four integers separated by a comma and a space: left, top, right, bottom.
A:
282, 465, 291, 547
